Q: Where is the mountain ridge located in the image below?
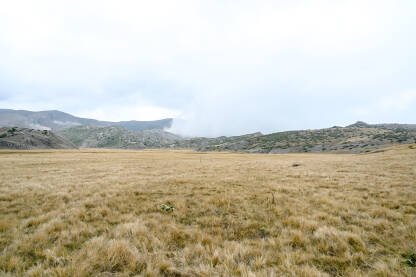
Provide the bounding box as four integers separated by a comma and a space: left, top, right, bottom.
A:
1, 109, 415, 153
0, 109, 173, 131
173, 122, 416, 154
347, 121, 416, 130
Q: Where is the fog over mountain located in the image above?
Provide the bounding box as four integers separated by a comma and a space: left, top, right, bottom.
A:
0, 1, 415, 136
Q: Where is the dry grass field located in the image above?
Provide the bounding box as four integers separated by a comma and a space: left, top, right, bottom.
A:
0, 146, 415, 276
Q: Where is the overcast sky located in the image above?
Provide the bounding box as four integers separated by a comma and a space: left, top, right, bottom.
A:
0, 0, 415, 137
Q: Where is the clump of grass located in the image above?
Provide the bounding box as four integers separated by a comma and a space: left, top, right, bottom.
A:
160, 204, 175, 212
402, 251, 416, 267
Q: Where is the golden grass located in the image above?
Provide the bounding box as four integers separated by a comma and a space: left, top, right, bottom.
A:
0, 146, 415, 276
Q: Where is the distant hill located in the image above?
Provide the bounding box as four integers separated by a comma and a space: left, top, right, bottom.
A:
1, 112, 415, 153
0, 127, 76, 149
57, 125, 181, 149
173, 122, 416, 154
0, 109, 172, 131
172, 132, 263, 150
347, 121, 416, 130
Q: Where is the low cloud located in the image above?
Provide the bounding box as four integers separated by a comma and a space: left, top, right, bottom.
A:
352, 90, 416, 124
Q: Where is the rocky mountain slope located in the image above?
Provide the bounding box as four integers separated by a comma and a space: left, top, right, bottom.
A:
0, 127, 76, 149
173, 122, 416, 153
0, 109, 172, 131
57, 125, 181, 149
172, 132, 263, 150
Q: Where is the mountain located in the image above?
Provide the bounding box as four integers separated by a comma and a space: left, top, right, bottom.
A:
57, 125, 181, 149
0, 127, 76, 149
1, 112, 414, 153
173, 122, 416, 154
0, 109, 172, 131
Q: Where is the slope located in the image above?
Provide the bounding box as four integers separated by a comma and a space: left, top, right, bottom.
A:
0, 127, 76, 149
57, 125, 181, 149
0, 109, 172, 131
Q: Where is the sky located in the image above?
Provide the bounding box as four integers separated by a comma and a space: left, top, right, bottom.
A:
0, 0, 415, 137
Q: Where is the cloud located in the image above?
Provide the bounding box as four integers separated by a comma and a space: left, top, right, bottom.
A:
352, 90, 416, 123
0, 0, 415, 136
78, 105, 179, 122
377, 91, 416, 112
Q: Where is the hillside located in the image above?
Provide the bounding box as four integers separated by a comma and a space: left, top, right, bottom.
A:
57, 125, 181, 149
174, 122, 416, 153
172, 132, 263, 150
0, 109, 172, 131
0, 127, 76, 149
4, 112, 414, 153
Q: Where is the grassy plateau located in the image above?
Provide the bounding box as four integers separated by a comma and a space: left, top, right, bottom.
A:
0, 146, 415, 276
